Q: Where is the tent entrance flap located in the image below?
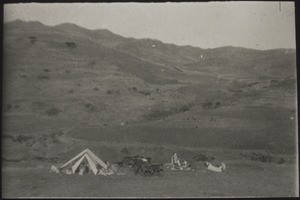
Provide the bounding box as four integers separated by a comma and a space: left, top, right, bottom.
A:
71, 154, 87, 174
86, 154, 98, 175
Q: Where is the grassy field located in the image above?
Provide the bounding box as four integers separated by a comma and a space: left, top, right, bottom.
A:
2, 154, 297, 198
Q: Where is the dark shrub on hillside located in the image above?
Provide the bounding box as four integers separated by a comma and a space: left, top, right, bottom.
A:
14, 105, 20, 109
84, 103, 97, 112
214, 102, 221, 108
65, 42, 77, 48
202, 99, 214, 110
38, 75, 50, 80
278, 158, 286, 164
144, 103, 194, 121
35, 156, 47, 161
13, 135, 33, 143
106, 90, 120, 95
28, 36, 37, 44
121, 147, 130, 155
192, 153, 215, 162
93, 87, 99, 91
138, 91, 151, 96
19, 74, 27, 78
178, 103, 193, 112
45, 107, 61, 116
65, 70, 71, 73
32, 101, 45, 108
44, 69, 50, 72
240, 152, 286, 164
2, 157, 21, 162
6, 104, 12, 111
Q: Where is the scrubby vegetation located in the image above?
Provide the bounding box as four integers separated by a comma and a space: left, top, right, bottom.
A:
106, 90, 120, 95
138, 90, 151, 96
65, 42, 77, 48
120, 147, 130, 155
192, 152, 215, 162
38, 75, 50, 80
28, 36, 37, 44
143, 103, 194, 121
84, 103, 97, 112
202, 99, 221, 110
240, 152, 287, 164
45, 107, 61, 116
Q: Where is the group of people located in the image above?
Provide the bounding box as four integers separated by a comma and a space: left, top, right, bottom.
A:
170, 152, 225, 172
169, 152, 191, 170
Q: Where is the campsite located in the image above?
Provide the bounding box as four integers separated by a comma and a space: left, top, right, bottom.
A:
2, 3, 298, 198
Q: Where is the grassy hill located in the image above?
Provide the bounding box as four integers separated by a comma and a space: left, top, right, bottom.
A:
2, 20, 297, 164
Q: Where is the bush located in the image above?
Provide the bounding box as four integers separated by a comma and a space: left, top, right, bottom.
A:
121, 147, 130, 155
106, 90, 120, 95
93, 87, 99, 91
84, 103, 97, 112
28, 36, 37, 44
138, 91, 151, 96
240, 152, 284, 164
106, 90, 113, 95
214, 102, 221, 108
13, 135, 33, 143
38, 75, 50, 80
192, 153, 215, 162
6, 104, 12, 111
178, 103, 193, 112
202, 99, 214, 110
278, 157, 286, 164
144, 103, 194, 121
45, 107, 61, 116
44, 69, 50, 72
65, 42, 77, 48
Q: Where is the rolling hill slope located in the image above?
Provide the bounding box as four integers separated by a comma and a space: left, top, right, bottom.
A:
2, 20, 297, 162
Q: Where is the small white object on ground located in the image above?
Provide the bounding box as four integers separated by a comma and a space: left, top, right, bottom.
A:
206, 162, 226, 172
50, 165, 60, 173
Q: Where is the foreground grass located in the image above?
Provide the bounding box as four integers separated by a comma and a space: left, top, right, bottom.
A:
2, 158, 297, 198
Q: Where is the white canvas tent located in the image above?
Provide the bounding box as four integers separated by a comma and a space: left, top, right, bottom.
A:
59, 149, 110, 175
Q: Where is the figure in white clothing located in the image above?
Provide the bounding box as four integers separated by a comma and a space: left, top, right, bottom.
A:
171, 153, 181, 167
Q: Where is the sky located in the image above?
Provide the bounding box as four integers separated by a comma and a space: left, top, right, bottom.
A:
4, 2, 296, 50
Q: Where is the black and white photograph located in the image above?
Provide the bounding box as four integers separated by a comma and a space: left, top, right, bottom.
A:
2, 1, 298, 198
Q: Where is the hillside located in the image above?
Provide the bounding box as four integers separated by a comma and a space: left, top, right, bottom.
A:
2, 20, 297, 164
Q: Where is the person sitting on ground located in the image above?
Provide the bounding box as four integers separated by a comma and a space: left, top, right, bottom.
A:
104, 161, 114, 175
171, 152, 181, 167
